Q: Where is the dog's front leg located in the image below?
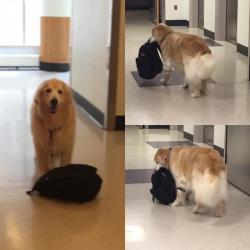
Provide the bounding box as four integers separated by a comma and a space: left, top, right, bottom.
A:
171, 177, 187, 206
171, 189, 186, 206
161, 60, 173, 85
61, 148, 73, 167
36, 149, 49, 174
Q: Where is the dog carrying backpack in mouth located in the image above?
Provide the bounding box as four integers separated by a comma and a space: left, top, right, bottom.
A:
150, 167, 177, 205
136, 40, 163, 79
27, 164, 102, 203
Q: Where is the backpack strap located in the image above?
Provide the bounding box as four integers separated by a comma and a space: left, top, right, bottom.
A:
176, 187, 186, 193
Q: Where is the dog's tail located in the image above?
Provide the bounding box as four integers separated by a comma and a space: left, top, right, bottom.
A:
193, 168, 228, 208
185, 53, 215, 82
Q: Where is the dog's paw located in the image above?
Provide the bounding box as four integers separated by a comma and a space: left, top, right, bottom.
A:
191, 92, 201, 98
192, 204, 205, 214
171, 200, 182, 207
160, 78, 169, 85
214, 201, 225, 217
182, 81, 189, 89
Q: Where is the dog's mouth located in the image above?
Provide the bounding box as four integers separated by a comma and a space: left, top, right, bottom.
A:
49, 106, 57, 114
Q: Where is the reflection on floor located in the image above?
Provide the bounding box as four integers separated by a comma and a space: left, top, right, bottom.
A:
126, 10, 250, 124
0, 71, 124, 250
125, 126, 250, 250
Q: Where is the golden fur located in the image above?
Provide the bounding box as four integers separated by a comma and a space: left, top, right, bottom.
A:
31, 78, 76, 176
152, 24, 215, 98
154, 147, 227, 217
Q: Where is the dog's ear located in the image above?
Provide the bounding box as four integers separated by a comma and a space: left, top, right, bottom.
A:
34, 80, 48, 106
164, 148, 171, 167
154, 149, 160, 164
61, 81, 73, 103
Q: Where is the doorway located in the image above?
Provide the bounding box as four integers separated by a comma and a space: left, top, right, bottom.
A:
226, 0, 238, 45
198, 0, 204, 29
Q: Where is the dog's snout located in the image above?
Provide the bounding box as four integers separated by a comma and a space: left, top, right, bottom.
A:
149, 36, 156, 43
50, 98, 58, 107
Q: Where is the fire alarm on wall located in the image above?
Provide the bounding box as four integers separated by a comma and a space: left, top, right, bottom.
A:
174, 5, 178, 10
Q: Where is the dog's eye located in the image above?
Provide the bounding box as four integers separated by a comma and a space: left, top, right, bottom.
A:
58, 90, 63, 94
46, 88, 52, 93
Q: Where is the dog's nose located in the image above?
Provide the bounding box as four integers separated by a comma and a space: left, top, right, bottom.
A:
50, 98, 58, 107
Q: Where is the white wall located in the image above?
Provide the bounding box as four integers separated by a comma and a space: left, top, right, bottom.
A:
165, 0, 187, 20
204, 0, 215, 32
42, 0, 72, 17
184, 125, 194, 135
237, 0, 250, 47
71, 0, 111, 114
214, 125, 226, 149
184, 0, 190, 21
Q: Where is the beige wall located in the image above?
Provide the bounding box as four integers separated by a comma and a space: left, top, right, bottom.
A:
237, 0, 250, 47
204, 0, 215, 32
214, 125, 226, 149
115, 0, 125, 116
70, 0, 111, 114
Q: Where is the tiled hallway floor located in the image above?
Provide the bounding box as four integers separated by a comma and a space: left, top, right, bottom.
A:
126, 10, 250, 124
0, 71, 124, 250
125, 126, 250, 250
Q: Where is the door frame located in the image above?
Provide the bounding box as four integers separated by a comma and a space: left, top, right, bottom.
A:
198, 0, 204, 29
106, 0, 124, 130
249, 0, 250, 81
159, 0, 165, 23
215, 0, 227, 41
203, 125, 215, 147
225, 0, 238, 44
189, 0, 198, 28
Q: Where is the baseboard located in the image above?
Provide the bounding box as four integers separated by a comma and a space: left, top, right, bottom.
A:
213, 145, 224, 157
115, 116, 125, 130
40, 61, 70, 72
125, 6, 151, 10
237, 43, 248, 56
72, 90, 104, 127
204, 29, 215, 40
184, 131, 193, 141
148, 125, 170, 129
165, 20, 189, 27
0, 66, 39, 71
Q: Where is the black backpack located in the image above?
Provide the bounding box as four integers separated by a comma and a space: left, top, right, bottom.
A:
136, 40, 163, 79
27, 164, 102, 203
150, 167, 177, 205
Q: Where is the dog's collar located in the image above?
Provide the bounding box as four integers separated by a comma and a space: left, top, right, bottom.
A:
166, 147, 173, 167
159, 31, 173, 45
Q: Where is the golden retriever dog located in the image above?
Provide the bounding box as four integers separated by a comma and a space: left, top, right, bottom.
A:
31, 78, 76, 177
154, 147, 227, 217
152, 24, 215, 98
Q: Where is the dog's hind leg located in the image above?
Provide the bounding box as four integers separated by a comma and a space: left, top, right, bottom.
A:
182, 79, 189, 89
201, 79, 208, 94
214, 200, 226, 217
